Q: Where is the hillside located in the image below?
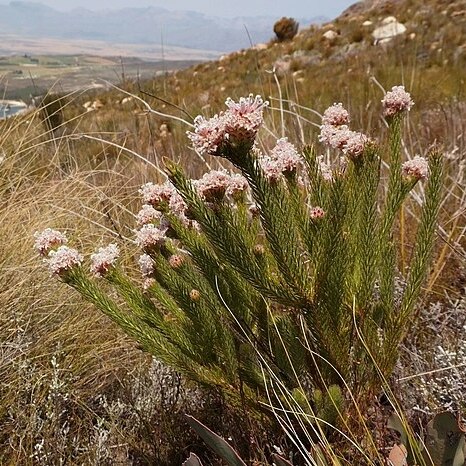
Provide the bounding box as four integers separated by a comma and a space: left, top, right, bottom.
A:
67, 0, 465, 174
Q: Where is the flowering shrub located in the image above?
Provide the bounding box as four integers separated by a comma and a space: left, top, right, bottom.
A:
34, 90, 443, 426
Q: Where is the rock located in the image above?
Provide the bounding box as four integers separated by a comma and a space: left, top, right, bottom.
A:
274, 50, 321, 75
323, 30, 338, 40
293, 49, 321, 66
382, 16, 398, 25
372, 17, 406, 43
330, 42, 363, 62
362, 20, 373, 26
254, 43, 268, 51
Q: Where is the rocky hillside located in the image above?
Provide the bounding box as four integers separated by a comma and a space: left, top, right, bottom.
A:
71, 0, 464, 168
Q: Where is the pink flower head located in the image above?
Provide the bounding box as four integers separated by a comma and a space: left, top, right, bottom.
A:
139, 181, 174, 209
260, 138, 301, 181
322, 103, 350, 127
382, 86, 414, 118
135, 224, 165, 251
47, 246, 83, 276
34, 228, 67, 256
259, 156, 284, 182
169, 254, 184, 269
310, 206, 326, 219
187, 95, 268, 156
319, 124, 352, 149
270, 138, 301, 173
402, 156, 429, 180
187, 114, 226, 156
223, 94, 268, 144
90, 243, 120, 277
226, 173, 248, 199
194, 170, 231, 201
342, 131, 369, 159
137, 204, 162, 226
138, 253, 154, 278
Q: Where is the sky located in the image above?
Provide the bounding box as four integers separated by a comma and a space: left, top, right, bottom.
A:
17, 0, 357, 18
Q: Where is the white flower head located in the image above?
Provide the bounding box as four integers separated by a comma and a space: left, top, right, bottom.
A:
90, 243, 120, 277
34, 228, 67, 256
47, 246, 83, 276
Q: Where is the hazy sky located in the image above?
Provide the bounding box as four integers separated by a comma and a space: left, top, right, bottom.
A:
19, 0, 357, 18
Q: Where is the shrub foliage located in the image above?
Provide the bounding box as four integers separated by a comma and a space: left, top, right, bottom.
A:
273, 17, 299, 42
35, 89, 443, 431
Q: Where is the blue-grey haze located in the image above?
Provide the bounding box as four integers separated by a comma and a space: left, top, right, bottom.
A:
1, 0, 356, 19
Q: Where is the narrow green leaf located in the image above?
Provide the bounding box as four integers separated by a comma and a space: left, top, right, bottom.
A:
186, 415, 247, 466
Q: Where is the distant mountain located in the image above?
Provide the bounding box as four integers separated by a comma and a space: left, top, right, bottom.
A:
0, 1, 327, 52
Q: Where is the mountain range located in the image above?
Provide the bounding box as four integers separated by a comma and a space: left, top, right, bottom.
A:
0, 1, 326, 52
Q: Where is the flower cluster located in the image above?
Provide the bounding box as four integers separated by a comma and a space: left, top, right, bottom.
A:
138, 180, 193, 230
223, 95, 268, 143
188, 114, 226, 156
47, 246, 83, 276
343, 131, 369, 159
137, 204, 162, 226
135, 224, 166, 252
319, 102, 369, 159
34, 229, 83, 276
322, 103, 350, 127
226, 173, 249, 199
194, 170, 248, 202
402, 155, 429, 180
169, 254, 184, 269
382, 85, 414, 118
138, 253, 155, 289
34, 228, 67, 256
90, 243, 120, 277
138, 253, 154, 277
260, 138, 302, 181
310, 206, 326, 219
139, 181, 174, 209
194, 170, 232, 201
187, 94, 268, 156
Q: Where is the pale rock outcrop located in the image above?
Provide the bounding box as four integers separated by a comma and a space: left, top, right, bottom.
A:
323, 30, 338, 40
372, 16, 406, 44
